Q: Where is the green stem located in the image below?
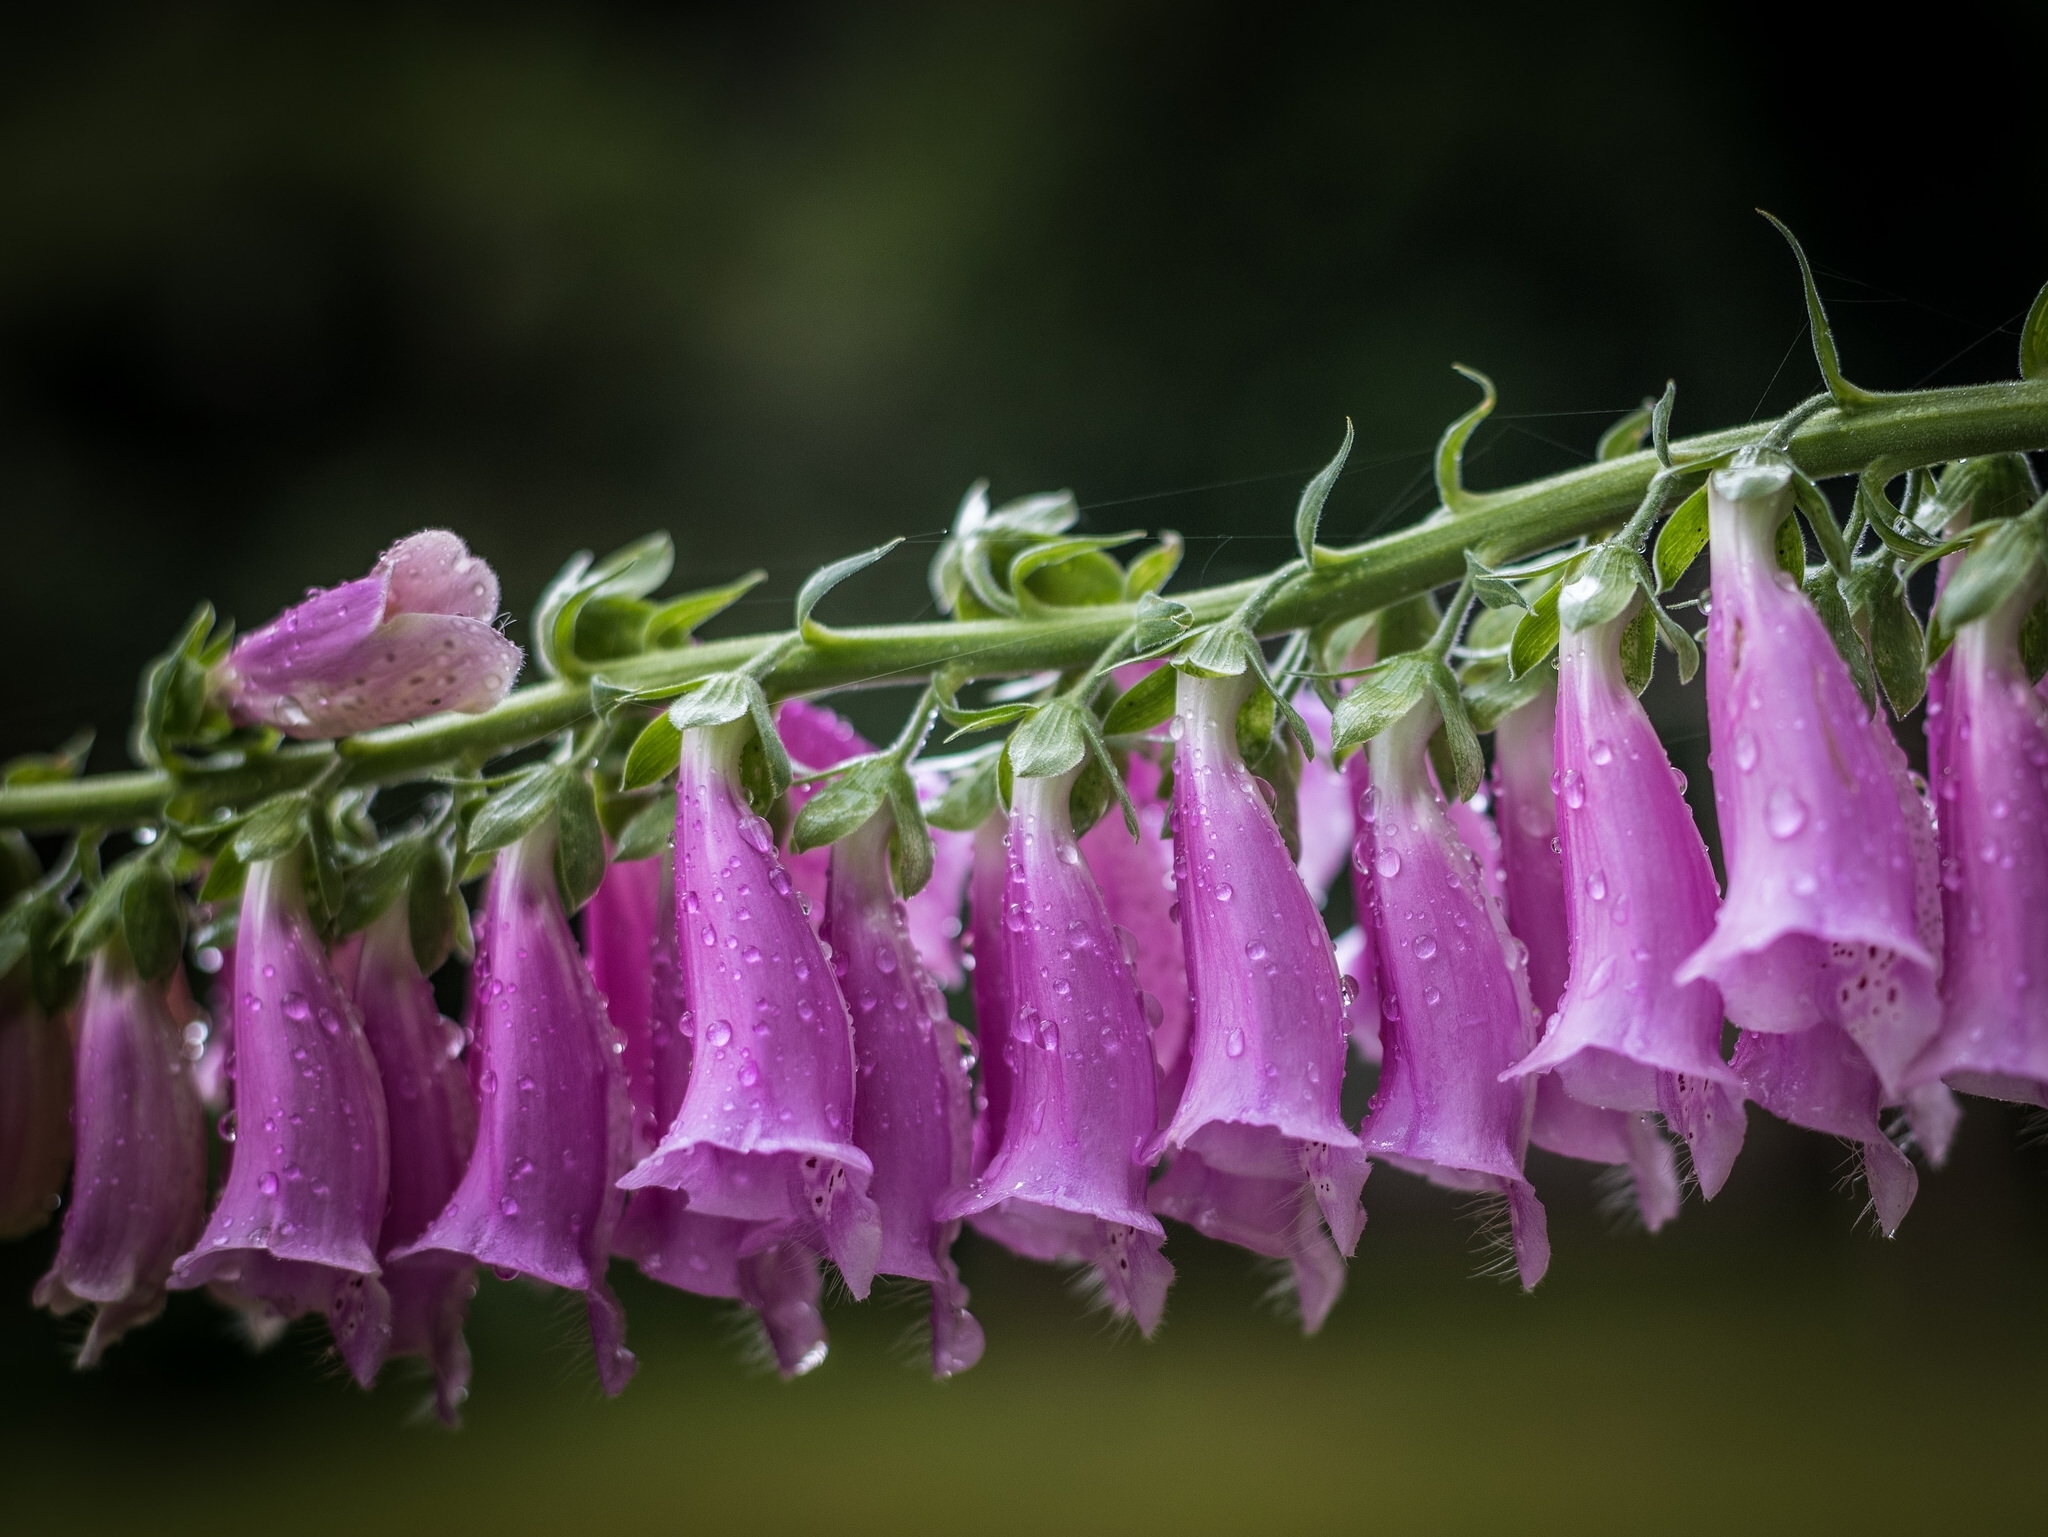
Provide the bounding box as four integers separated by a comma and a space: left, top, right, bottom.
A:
7, 378, 2046, 832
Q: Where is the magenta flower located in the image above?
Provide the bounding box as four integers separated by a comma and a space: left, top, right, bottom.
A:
34, 946, 207, 1364
1293, 688, 1355, 908
1341, 751, 1384, 1067
393, 823, 636, 1397
964, 813, 1014, 1177
1913, 577, 2048, 1105
595, 858, 831, 1377
169, 854, 393, 1388
778, 699, 975, 984
826, 810, 985, 1377
1677, 453, 1938, 1095
1734, 1022, 1918, 1235
936, 765, 1174, 1333
1148, 1150, 1347, 1332
220, 530, 521, 739
1490, 685, 1570, 1015
1081, 748, 1188, 1084
621, 718, 882, 1299
1153, 671, 1368, 1268
1503, 621, 1747, 1198
1354, 700, 1549, 1288
338, 899, 479, 1423
0, 983, 71, 1240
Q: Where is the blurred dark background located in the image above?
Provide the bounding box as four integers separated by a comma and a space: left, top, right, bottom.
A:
4, 4, 2047, 1533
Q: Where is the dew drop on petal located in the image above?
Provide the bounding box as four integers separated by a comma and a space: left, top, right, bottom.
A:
1224, 1027, 1246, 1058
1765, 787, 1807, 840
1375, 849, 1401, 879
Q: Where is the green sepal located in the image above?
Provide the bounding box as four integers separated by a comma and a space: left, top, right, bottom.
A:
1648, 593, 1701, 686
1934, 518, 2046, 637
4, 732, 94, 790
1240, 642, 1313, 762
622, 710, 684, 790
1844, 563, 1927, 717
612, 791, 676, 863
1557, 545, 1649, 632
1123, 533, 1184, 599
1654, 486, 1710, 593
1243, 725, 1303, 863
1792, 473, 1853, 576
1649, 379, 1677, 469
1235, 686, 1277, 764
1619, 604, 1657, 696
797, 539, 904, 641
199, 846, 247, 905
1775, 513, 1807, 582
1132, 592, 1194, 655
2021, 277, 2048, 383
668, 674, 789, 800
885, 769, 935, 898
408, 840, 460, 974
1102, 663, 1177, 737
1508, 579, 1563, 678
1, 889, 84, 1016
1425, 661, 1484, 802
1329, 654, 1433, 751
926, 754, 1000, 833
645, 570, 769, 649
1760, 211, 1883, 409
1182, 622, 1252, 679
1464, 549, 1531, 612
1006, 700, 1092, 780
1075, 709, 1140, 840
552, 771, 606, 915
335, 837, 424, 938
1295, 419, 1355, 566
1436, 365, 1504, 515
792, 756, 894, 854
133, 603, 232, 771
1461, 655, 1551, 733
466, 766, 566, 857
1805, 568, 1877, 714
939, 701, 1034, 742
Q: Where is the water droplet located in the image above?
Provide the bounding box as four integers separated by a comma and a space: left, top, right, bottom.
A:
1245, 939, 1269, 962
876, 948, 898, 975
738, 815, 776, 854
1561, 770, 1585, 810
258, 1172, 278, 1195
1339, 975, 1360, 1006
741, 946, 763, 965
1224, 1027, 1246, 1058
1589, 739, 1614, 767
1412, 934, 1437, 959
1765, 787, 1807, 839
1422, 984, 1441, 1006
704, 1020, 733, 1048
739, 1060, 760, 1087
1215, 883, 1234, 902
1587, 871, 1607, 902
1734, 732, 1759, 772
1375, 849, 1401, 878
281, 993, 311, 1022
499, 1196, 520, 1217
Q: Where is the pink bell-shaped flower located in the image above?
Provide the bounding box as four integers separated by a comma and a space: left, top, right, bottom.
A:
1151, 671, 1368, 1279
1354, 696, 1549, 1288
0, 977, 72, 1240
220, 531, 522, 739
35, 945, 207, 1364
937, 765, 1174, 1332
335, 899, 479, 1422
393, 823, 636, 1396
170, 854, 393, 1386
1678, 453, 1939, 1095
621, 717, 882, 1297
826, 808, 985, 1376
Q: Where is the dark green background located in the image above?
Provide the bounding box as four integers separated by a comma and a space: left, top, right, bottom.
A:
3, 5, 2046, 1532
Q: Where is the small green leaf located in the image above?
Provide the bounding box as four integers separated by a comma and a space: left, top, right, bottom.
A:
2020, 598, 2048, 684
1650, 380, 1676, 469
1792, 473, 1852, 576
1425, 661, 1484, 802
1648, 595, 1700, 686
613, 791, 676, 862
1132, 592, 1194, 655
668, 674, 759, 732
926, 754, 1000, 832
1509, 580, 1563, 678
1863, 567, 1927, 717
199, 846, 247, 904
646, 570, 768, 648
1935, 518, 2047, 634
792, 756, 893, 853
1436, 365, 1501, 515
1012, 536, 1142, 613
1619, 603, 1657, 696
1183, 623, 1251, 678
1006, 700, 1092, 780
1595, 400, 1651, 463
1760, 210, 1883, 409
553, 771, 606, 915
467, 767, 564, 856
886, 769, 935, 898
409, 842, 457, 974
1775, 513, 1807, 581
1122, 533, 1184, 599
1102, 663, 1178, 736
1329, 655, 1433, 751
233, 794, 312, 865
1654, 486, 1710, 592
939, 701, 1032, 741
1805, 568, 1876, 714
1075, 710, 1140, 840
1235, 685, 1277, 764
1557, 546, 1646, 633
1295, 418, 1355, 565
2021, 277, 2048, 382
537, 534, 676, 679
797, 539, 903, 641
1464, 549, 1530, 612
1461, 656, 1551, 733
336, 838, 423, 937
623, 710, 684, 790
62, 867, 130, 965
